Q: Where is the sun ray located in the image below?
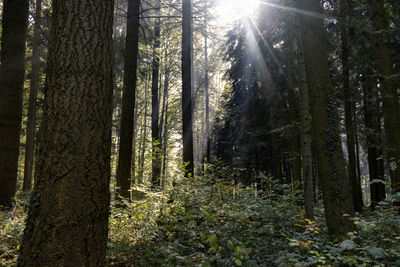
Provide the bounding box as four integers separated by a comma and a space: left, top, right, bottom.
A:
257, 0, 335, 20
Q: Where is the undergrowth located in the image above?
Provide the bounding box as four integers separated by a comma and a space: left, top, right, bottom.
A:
1, 174, 400, 266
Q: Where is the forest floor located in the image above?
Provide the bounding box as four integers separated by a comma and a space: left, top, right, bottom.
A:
1, 172, 400, 266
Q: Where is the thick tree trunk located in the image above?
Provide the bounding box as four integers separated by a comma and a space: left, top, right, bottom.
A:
23, 0, 43, 192
299, 0, 354, 236
18, 1, 114, 265
370, 0, 400, 195
0, 0, 29, 209
297, 21, 315, 219
151, 0, 161, 187
116, 0, 141, 199
182, 0, 194, 177
340, 0, 363, 212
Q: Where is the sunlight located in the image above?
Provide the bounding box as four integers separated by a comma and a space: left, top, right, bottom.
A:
216, 0, 260, 24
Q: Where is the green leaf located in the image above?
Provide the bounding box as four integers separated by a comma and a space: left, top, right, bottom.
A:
234, 259, 243, 266
207, 234, 218, 248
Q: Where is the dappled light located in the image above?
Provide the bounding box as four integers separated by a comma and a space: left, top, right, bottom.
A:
1, 0, 400, 265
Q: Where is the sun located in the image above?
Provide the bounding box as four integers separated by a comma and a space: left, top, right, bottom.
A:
216, 0, 260, 24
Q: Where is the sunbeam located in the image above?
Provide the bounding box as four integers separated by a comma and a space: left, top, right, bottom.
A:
257, 0, 335, 20
216, 0, 260, 24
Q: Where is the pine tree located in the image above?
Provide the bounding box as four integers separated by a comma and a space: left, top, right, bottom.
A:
0, 0, 29, 209
18, 0, 114, 265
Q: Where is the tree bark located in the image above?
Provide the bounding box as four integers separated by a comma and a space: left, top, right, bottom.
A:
340, 0, 363, 212
299, 0, 355, 236
369, 0, 400, 195
116, 0, 141, 199
23, 0, 43, 192
0, 0, 29, 209
18, 0, 114, 265
151, 0, 161, 187
182, 0, 195, 177
297, 20, 315, 219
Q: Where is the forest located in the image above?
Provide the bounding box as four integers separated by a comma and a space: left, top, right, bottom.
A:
0, 0, 400, 266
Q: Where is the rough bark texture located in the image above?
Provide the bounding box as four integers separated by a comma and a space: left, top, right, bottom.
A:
23, 0, 43, 192
0, 0, 29, 209
370, 0, 400, 195
340, 0, 363, 212
18, 0, 114, 265
182, 0, 194, 177
299, 0, 355, 236
117, 0, 141, 198
151, 0, 161, 186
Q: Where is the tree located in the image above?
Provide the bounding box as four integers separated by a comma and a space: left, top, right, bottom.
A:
182, 0, 195, 177
18, 0, 114, 265
296, 16, 315, 219
151, 0, 162, 186
204, 0, 211, 165
369, 0, 400, 195
23, 0, 43, 192
0, 0, 29, 209
299, 0, 355, 236
340, 0, 363, 212
117, 0, 141, 198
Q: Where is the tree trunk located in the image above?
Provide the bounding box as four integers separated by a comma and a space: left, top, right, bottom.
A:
131, 88, 139, 184
340, 0, 363, 212
299, 0, 355, 236
369, 0, 400, 195
138, 78, 149, 184
362, 73, 386, 204
273, 143, 283, 183
151, 0, 161, 187
18, 1, 114, 265
159, 41, 170, 148
116, 0, 141, 199
23, 0, 43, 192
204, 7, 211, 165
0, 0, 29, 209
182, 0, 194, 177
297, 19, 315, 219
286, 48, 301, 186
162, 98, 169, 189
